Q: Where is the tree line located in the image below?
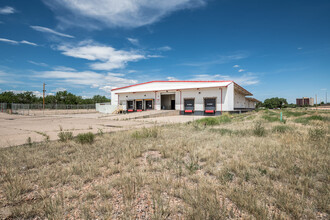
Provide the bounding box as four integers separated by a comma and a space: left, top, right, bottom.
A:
0, 91, 110, 105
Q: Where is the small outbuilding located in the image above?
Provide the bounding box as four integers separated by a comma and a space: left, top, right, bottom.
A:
111, 80, 259, 115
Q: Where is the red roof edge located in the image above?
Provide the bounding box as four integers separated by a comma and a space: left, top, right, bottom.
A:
111, 80, 233, 91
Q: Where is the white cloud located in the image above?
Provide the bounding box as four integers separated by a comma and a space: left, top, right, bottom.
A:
57, 40, 146, 71
238, 69, 245, 72
0, 38, 38, 46
0, 6, 16, 15
147, 55, 164, 58
35, 69, 137, 93
158, 46, 172, 51
127, 38, 139, 45
167, 76, 178, 81
297, 47, 303, 50
30, 25, 74, 38
190, 73, 259, 86
20, 40, 38, 46
233, 65, 239, 68
53, 66, 76, 71
182, 53, 248, 67
0, 38, 19, 44
51, 87, 67, 92
43, 0, 207, 29
28, 61, 48, 67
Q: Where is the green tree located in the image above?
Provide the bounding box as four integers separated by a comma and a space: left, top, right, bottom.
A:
263, 97, 288, 109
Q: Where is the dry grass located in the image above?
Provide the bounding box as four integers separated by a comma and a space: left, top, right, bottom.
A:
0, 109, 329, 219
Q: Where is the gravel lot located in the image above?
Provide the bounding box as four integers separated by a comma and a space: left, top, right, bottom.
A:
0, 111, 204, 148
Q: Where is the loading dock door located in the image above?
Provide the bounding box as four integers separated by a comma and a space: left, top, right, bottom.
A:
204, 98, 216, 113
136, 100, 143, 111
184, 99, 194, 113
127, 101, 134, 112
145, 100, 153, 110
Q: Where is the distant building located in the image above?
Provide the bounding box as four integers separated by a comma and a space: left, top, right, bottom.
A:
296, 97, 314, 106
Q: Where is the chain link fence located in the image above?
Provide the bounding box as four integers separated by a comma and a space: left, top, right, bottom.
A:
9, 103, 96, 115
1, 103, 7, 112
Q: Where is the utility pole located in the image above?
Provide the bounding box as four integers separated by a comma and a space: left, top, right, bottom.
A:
315, 94, 317, 106
43, 83, 46, 110
326, 91, 327, 104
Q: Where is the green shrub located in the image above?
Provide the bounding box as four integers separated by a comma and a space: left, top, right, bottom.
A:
262, 115, 279, 122
195, 115, 231, 126
272, 125, 291, 133
58, 131, 73, 142
308, 127, 326, 142
294, 115, 328, 125
253, 121, 266, 137
132, 127, 159, 139
76, 132, 95, 144
283, 111, 306, 117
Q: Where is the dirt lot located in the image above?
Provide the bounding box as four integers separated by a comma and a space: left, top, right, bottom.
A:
0, 109, 328, 219
0, 111, 203, 148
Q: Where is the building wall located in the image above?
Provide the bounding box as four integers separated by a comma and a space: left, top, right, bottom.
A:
115, 86, 236, 112
234, 91, 247, 108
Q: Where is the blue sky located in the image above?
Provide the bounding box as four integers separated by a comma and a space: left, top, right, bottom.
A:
0, 0, 329, 103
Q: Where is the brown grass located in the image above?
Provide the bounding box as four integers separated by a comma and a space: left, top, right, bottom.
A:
0, 109, 329, 219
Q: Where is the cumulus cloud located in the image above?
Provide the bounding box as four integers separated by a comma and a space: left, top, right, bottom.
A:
42, 0, 207, 29
233, 65, 239, 68
30, 25, 74, 38
190, 73, 259, 86
238, 69, 245, 72
57, 40, 146, 71
0, 6, 16, 15
35, 69, 137, 93
0, 38, 38, 46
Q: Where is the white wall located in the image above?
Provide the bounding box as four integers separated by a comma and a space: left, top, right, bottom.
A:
113, 85, 237, 111
234, 91, 247, 108
96, 103, 117, 114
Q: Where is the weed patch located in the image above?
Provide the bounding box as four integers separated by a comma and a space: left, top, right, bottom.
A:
253, 121, 266, 136
272, 125, 291, 133
76, 132, 95, 144
58, 131, 73, 142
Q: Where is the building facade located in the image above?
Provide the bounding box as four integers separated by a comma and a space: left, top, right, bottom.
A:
111, 81, 259, 115
296, 97, 314, 106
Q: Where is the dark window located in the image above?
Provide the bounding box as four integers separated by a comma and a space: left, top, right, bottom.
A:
127, 101, 134, 109
146, 100, 153, 109
136, 101, 143, 110
184, 99, 194, 110
204, 98, 216, 110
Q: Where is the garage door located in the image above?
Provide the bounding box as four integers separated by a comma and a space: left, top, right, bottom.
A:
127, 101, 134, 112
204, 98, 216, 113
184, 99, 194, 113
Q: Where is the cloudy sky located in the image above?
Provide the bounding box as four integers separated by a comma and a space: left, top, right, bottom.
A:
0, 0, 329, 102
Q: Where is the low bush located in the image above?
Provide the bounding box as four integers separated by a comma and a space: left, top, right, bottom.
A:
253, 121, 266, 137
58, 131, 73, 142
283, 111, 306, 117
308, 127, 326, 142
195, 115, 231, 126
272, 125, 291, 133
132, 127, 159, 139
294, 115, 328, 125
262, 115, 279, 122
76, 132, 95, 144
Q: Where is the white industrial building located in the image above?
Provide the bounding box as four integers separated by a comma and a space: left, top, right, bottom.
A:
111, 81, 259, 115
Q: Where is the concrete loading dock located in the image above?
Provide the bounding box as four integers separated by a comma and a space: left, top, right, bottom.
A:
111, 81, 259, 115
